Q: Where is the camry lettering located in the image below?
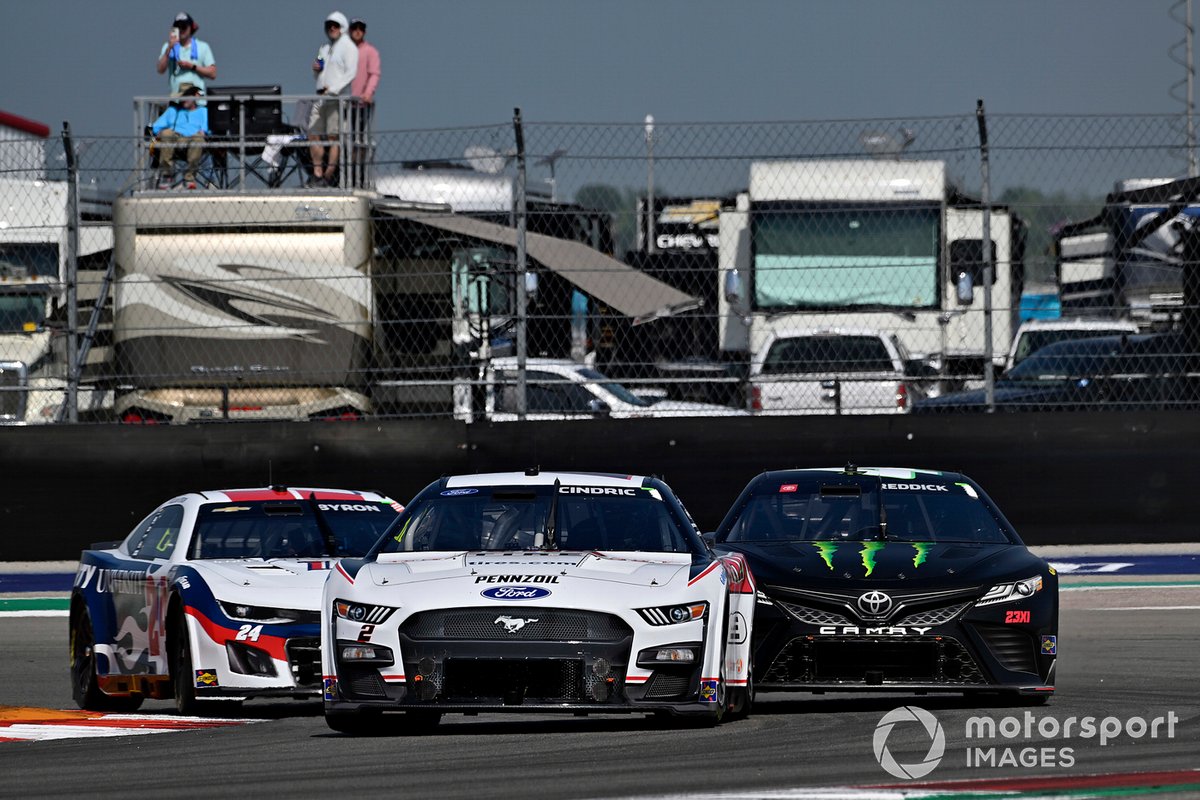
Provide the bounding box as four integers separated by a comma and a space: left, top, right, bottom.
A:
818, 625, 933, 636
474, 575, 561, 584
881, 483, 949, 492
558, 487, 638, 496
318, 503, 381, 512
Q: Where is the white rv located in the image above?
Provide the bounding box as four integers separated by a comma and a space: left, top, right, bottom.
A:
112, 193, 373, 422
719, 160, 1023, 378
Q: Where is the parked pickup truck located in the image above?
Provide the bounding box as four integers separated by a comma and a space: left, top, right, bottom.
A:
747, 328, 919, 415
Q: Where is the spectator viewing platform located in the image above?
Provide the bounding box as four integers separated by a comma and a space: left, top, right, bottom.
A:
133, 88, 374, 192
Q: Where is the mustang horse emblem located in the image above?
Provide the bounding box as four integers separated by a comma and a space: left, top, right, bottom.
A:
494, 615, 538, 633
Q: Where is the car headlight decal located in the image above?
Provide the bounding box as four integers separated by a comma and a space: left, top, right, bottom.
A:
636, 601, 708, 626
975, 575, 1044, 607
333, 599, 396, 624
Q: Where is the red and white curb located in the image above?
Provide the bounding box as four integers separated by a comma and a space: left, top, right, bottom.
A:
0, 706, 260, 742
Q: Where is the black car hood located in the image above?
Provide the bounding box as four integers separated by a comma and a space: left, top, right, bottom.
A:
915, 380, 1087, 410
719, 540, 1042, 591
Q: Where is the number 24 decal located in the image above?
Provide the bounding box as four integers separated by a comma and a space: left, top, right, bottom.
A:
235, 624, 263, 641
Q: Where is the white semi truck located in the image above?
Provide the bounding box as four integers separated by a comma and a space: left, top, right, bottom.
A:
718, 159, 1025, 379
0, 178, 113, 423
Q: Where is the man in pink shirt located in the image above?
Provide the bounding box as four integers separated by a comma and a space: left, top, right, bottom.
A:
349, 18, 380, 187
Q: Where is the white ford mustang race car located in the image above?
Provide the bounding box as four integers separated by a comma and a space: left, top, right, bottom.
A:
70, 486, 402, 714
321, 470, 757, 734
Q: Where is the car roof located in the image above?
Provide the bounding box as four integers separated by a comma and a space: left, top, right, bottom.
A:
188, 487, 394, 504
752, 466, 966, 484
443, 471, 648, 489
1015, 318, 1138, 332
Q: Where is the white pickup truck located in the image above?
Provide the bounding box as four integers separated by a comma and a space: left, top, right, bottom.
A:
747, 328, 919, 415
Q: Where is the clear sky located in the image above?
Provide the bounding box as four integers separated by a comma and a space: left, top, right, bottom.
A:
1, 0, 1190, 136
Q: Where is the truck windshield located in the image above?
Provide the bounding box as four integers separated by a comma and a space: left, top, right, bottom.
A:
752, 205, 939, 310
0, 293, 48, 333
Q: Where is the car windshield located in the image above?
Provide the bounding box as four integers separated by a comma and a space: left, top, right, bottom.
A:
760, 335, 894, 374
1011, 328, 1134, 367
721, 477, 1013, 545
190, 500, 400, 559
379, 484, 694, 553
577, 368, 651, 407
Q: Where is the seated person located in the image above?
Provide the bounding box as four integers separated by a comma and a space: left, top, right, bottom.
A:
152, 86, 209, 188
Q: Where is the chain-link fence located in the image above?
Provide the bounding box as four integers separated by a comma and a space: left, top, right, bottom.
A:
2, 104, 1199, 423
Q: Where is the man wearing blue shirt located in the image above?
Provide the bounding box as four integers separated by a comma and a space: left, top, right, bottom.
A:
156, 12, 217, 96
152, 87, 209, 188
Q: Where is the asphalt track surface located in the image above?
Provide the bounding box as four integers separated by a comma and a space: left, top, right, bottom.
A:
2, 582, 1199, 799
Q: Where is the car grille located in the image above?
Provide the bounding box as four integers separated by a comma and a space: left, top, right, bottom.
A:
341, 665, 388, 698
974, 624, 1038, 674
285, 637, 321, 687
896, 602, 970, 627
769, 585, 980, 625
441, 658, 600, 703
762, 636, 986, 685
777, 601, 853, 626
401, 607, 631, 642
643, 670, 693, 699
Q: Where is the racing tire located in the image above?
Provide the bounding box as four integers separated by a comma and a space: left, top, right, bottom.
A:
725, 666, 754, 721
70, 605, 144, 712
169, 608, 240, 717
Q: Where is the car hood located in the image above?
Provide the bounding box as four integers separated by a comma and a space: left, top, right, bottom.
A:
367, 550, 693, 590
193, 559, 337, 608
633, 400, 748, 417
718, 540, 1042, 590
915, 380, 1083, 409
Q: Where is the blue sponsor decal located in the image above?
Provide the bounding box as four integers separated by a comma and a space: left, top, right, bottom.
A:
481, 586, 552, 601
1041, 635, 1057, 655
699, 678, 719, 702
441, 488, 479, 496
324, 677, 338, 701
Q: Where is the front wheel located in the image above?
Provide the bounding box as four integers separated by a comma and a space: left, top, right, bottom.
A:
70, 605, 143, 712
169, 610, 240, 717
726, 667, 754, 721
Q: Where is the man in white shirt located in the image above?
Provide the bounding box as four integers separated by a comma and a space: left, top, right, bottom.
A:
307, 11, 359, 187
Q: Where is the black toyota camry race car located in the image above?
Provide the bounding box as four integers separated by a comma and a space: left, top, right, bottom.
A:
711, 466, 1057, 703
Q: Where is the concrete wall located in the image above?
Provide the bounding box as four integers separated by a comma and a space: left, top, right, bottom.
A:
2, 412, 1195, 560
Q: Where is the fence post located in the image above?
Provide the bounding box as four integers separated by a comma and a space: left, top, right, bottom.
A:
513, 108, 529, 420
61, 123, 80, 424
976, 99, 995, 412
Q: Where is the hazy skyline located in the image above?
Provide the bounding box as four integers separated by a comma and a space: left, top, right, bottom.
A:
2, 1, 1193, 136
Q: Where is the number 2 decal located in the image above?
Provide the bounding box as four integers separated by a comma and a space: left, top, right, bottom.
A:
235, 624, 263, 641
358, 624, 376, 642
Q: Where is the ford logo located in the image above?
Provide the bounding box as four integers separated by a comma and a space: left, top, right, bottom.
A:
441, 488, 479, 496
481, 586, 551, 601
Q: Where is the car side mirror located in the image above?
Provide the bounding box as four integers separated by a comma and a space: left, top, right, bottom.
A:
724, 268, 743, 303
90, 540, 123, 550
587, 398, 611, 417
955, 270, 975, 305
701, 531, 717, 547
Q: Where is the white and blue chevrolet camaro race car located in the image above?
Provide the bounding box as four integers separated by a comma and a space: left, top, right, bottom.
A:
321, 471, 757, 734
70, 486, 402, 714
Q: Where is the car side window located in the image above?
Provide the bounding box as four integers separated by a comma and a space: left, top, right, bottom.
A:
127, 505, 185, 560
